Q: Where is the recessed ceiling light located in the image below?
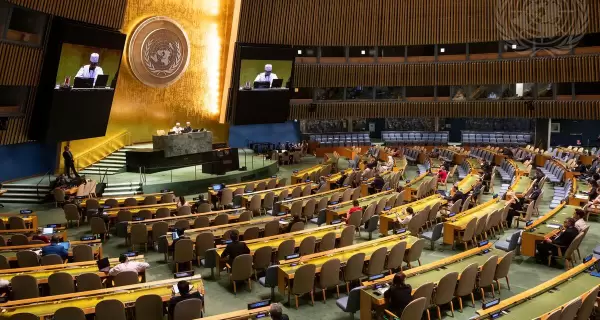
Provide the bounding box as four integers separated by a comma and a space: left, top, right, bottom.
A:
297, 49, 302, 55
440, 48, 445, 53
512, 44, 517, 49
361, 50, 366, 55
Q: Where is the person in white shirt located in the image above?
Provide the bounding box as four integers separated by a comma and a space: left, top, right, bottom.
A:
396, 207, 414, 225
108, 254, 150, 276
574, 209, 589, 232
76, 53, 104, 85
254, 64, 278, 85
171, 122, 183, 134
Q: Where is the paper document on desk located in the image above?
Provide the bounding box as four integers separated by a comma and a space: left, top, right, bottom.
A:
546, 224, 561, 229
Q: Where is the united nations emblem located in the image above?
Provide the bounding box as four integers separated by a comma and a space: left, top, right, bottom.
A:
128, 16, 190, 88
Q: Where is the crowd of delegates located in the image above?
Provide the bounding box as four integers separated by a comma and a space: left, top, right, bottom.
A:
385, 118, 437, 131
300, 119, 347, 133
264, 141, 309, 165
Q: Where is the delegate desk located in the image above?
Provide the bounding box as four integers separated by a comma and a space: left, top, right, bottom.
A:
241, 182, 316, 205
455, 173, 480, 194
0, 229, 66, 242
509, 174, 533, 195
379, 194, 446, 236
127, 208, 249, 235
0, 276, 204, 318
0, 239, 102, 265
325, 190, 396, 224
279, 188, 349, 212
79, 192, 174, 209
0, 213, 38, 230
0, 256, 147, 285
360, 170, 393, 197
277, 234, 419, 295
326, 169, 354, 189
397, 173, 431, 201
181, 215, 290, 241
508, 159, 528, 175
443, 198, 506, 245
521, 203, 577, 257
359, 243, 496, 320
291, 165, 327, 184
568, 177, 589, 207
202, 306, 271, 320
208, 177, 281, 197
103, 202, 178, 220
466, 158, 481, 171
475, 257, 600, 319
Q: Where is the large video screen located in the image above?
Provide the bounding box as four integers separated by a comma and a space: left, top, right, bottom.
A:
228, 45, 295, 125
30, 18, 126, 142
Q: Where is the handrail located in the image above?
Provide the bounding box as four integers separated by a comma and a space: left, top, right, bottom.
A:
74, 131, 131, 170
35, 169, 53, 197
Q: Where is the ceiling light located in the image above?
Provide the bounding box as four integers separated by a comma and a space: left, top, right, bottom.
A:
361, 50, 366, 55
440, 48, 445, 53
297, 49, 302, 55
512, 44, 517, 49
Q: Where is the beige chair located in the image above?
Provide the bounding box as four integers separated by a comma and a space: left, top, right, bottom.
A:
155, 207, 171, 218
195, 233, 214, 265
17, 251, 39, 268
395, 190, 406, 207
11, 234, 29, 246
113, 270, 139, 286
104, 198, 119, 208
315, 258, 342, 302
545, 309, 561, 320
123, 198, 137, 207
299, 236, 316, 256
193, 216, 210, 229
433, 271, 458, 319
341, 188, 353, 202
343, 252, 365, 293
11, 275, 39, 300
262, 192, 275, 214
130, 224, 148, 252
197, 203, 212, 213
143, 196, 157, 205
494, 250, 514, 293
550, 232, 584, 269
456, 217, 477, 250
263, 220, 280, 237
173, 298, 203, 320
347, 210, 362, 231
427, 202, 441, 227
386, 241, 407, 272
290, 264, 316, 308
252, 246, 273, 280
290, 221, 305, 232
483, 212, 497, 239
279, 189, 290, 200
229, 254, 253, 294
513, 202, 534, 228
291, 186, 302, 198
73, 244, 94, 262
177, 206, 192, 216
151, 221, 169, 246
64, 204, 81, 227
220, 189, 233, 209
41, 254, 63, 266
461, 195, 472, 212
117, 210, 132, 223
455, 263, 478, 312
576, 286, 599, 320
319, 232, 336, 252
8, 216, 26, 230
364, 246, 387, 276
351, 187, 361, 201
76, 273, 103, 292
213, 213, 229, 226
290, 201, 303, 218
242, 226, 260, 241
317, 197, 329, 212
54, 307, 86, 320
53, 188, 66, 207
95, 299, 126, 320
477, 255, 499, 302
302, 198, 317, 222
136, 209, 153, 220
407, 214, 421, 236
277, 239, 296, 261
48, 272, 75, 295
238, 210, 252, 222
174, 239, 194, 272
389, 296, 426, 320
411, 282, 434, 320
267, 178, 278, 189
473, 214, 487, 242
404, 238, 425, 268
10, 313, 40, 319
174, 220, 190, 231
375, 198, 388, 215
134, 294, 164, 320
560, 298, 582, 320
249, 195, 262, 216
339, 226, 355, 248
302, 185, 311, 197
256, 181, 267, 191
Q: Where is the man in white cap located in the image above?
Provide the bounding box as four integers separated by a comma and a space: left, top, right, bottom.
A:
171, 122, 183, 134
76, 53, 104, 85
254, 64, 278, 86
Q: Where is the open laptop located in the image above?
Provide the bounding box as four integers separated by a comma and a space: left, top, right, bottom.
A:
58, 242, 70, 250
42, 227, 53, 235
73, 77, 94, 88
253, 81, 270, 89
271, 79, 283, 88
212, 184, 223, 191
94, 74, 109, 88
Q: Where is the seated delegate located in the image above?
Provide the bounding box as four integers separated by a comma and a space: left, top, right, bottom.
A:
168, 280, 204, 318
535, 218, 578, 266
41, 236, 68, 260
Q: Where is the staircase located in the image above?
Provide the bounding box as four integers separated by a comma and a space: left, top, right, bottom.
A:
80, 147, 134, 176
101, 182, 143, 197
0, 183, 50, 204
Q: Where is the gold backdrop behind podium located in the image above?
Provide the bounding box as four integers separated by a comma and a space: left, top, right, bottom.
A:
63, 0, 236, 170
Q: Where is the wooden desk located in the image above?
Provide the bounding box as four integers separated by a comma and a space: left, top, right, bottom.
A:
379, 194, 446, 236
80, 192, 173, 209
325, 190, 396, 224
201, 306, 271, 320
103, 202, 177, 218
0, 229, 66, 242
360, 170, 393, 196
456, 173, 480, 194
277, 234, 419, 295
0, 240, 103, 264
291, 165, 326, 184
359, 243, 496, 320
443, 199, 506, 245
509, 175, 532, 195
326, 169, 353, 189
507, 159, 528, 175
208, 177, 281, 196
182, 215, 289, 240
0, 214, 38, 230
466, 158, 481, 171
520, 203, 577, 257
279, 188, 348, 212
0, 276, 204, 317
241, 182, 315, 204
397, 173, 431, 201
475, 258, 599, 319
0, 256, 146, 285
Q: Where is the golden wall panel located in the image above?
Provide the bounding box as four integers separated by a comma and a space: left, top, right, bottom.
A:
0, 43, 42, 86
237, 0, 597, 46
290, 101, 600, 120
66, 0, 236, 160
293, 55, 600, 87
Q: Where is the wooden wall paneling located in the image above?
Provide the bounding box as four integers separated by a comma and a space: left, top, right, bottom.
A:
0, 43, 43, 86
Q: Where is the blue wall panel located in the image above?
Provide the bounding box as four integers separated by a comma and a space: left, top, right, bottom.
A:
550, 120, 600, 147
228, 121, 301, 148
0, 142, 57, 182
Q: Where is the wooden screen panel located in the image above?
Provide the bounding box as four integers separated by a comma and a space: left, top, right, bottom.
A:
0, 43, 43, 86
238, 0, 599, 46
290, 100, 600, 120
7, 0, 127, 29
0, 87, 37, 145
293, 55, 600, 87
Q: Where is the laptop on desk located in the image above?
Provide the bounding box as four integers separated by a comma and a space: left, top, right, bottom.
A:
94, 74, 109, 88
253, 81, 270, 89
271, 79, 283, 88
73, 77, 94, 88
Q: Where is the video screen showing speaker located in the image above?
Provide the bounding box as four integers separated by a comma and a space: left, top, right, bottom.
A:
228, 45, 295, 125
30, 17, 126, 142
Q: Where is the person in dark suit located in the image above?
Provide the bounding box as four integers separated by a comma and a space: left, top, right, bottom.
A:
384, 272, 413, 317
168, 280, 204, 318
62, 146, 79, 178
524, 184, 541, 204
368, 173, 385, 195
182, 121, 193, 133
269, 303, 289, 320
221, 230, 250, 267
536, 218, 579, 265
446, 185, 464, 204
41, 236, 68, 260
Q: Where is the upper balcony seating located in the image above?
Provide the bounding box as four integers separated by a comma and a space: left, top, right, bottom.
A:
382, 131, 449, 146
310, 132, 371, 147
461, 131, 532, 147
